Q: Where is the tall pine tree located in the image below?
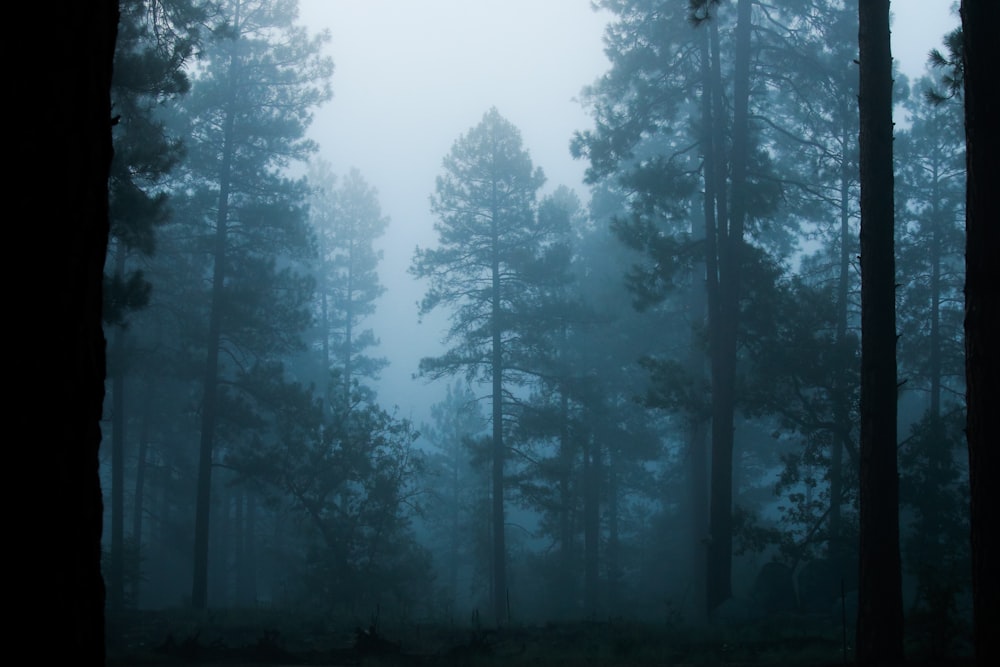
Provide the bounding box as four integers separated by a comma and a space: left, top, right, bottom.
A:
411, 107, 569, 625
174, 0, 333, 609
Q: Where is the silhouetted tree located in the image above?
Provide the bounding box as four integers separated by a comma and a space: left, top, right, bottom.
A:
855, 0, 904, 661
40, 1, 119, 662
959, 1, 1000, 663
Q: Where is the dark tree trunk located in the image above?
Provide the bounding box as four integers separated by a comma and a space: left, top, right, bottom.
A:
855, 0, 904, 663
583, 435, 600, 616
109, 262, 126, 611
690, 24, 713, 625
130, 389, 151, 605
606, 445, 621, 613
707, 0, 751, 615
192, 41, 239, 609
48, 2, 119, 663
830, 103, 854, 563
960, 2, 1000, 664
558, 387, 575, 616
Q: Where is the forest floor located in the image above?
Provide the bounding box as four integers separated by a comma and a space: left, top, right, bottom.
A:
105, 608, 974, 667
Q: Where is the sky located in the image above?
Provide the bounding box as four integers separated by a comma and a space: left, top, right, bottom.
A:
295, 0, 961, 428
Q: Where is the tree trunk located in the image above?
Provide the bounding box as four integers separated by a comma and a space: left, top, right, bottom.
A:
109, 250, 127, 611
829, 100, 854, 576
583, 434, 600, 616
131, 388, 151, 605
558, 386, 575, 616
960, 2, 1000, 663
192, 34, 240, 610
707, 0, 751, 615
606, 444, 621, 613
490, 197, 507, 626
689, 24, 713, 625
51, 2, 118, 662
855, 0, 904, 662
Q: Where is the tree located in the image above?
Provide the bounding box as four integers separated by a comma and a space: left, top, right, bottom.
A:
176, 0, 333, 609
104, 0, 202, 611
36, 1, 118, 662
959, 1, 1000, 663
229, 366, 429, 614
307, 161, 389, 408
754, 0, 862, 574
419, 380, 489, 617
895, 68, 968, 653
410, 107, 569, 624
575, 0, 768, 616
855, 0, 904, 662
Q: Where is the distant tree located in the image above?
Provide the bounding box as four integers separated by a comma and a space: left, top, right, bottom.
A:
173, 0, 333, 609
959, 1, 1000, 663
307, 161, 389, 408
229, 366, 429, 613
895, 69, 968, 653
419, 380, 489, 617
510, 187, 668, 618
410, 107, 570, 625
855, 0, 904, 661
756, 0, 862, 574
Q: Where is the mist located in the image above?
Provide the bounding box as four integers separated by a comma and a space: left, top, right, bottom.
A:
99, 1, 976, 665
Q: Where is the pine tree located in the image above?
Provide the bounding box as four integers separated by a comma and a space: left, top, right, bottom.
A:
575, 0, 769, 616
959, 2, 1000, 661
307, 161, 389, 408
855, 0, 904, 660
174, 0, 333, 609
411, 107, 569, 625
104, 0, 203, 611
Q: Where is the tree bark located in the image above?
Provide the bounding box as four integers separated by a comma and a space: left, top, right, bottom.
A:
49, 1, 119, 663
960, 2, 1000, 664
855, 0, 904, 662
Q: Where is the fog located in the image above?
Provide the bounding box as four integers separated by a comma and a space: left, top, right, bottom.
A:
295, 0, 614, 423
102, 1, 972, 664
293, 0, 954, 425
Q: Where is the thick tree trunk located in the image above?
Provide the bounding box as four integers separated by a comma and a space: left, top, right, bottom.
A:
960, 2, 1000, 664
50, 2, 118, 663
855, 1, 904, 662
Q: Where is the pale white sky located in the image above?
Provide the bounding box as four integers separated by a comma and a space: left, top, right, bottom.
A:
295, 0, 961, 426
